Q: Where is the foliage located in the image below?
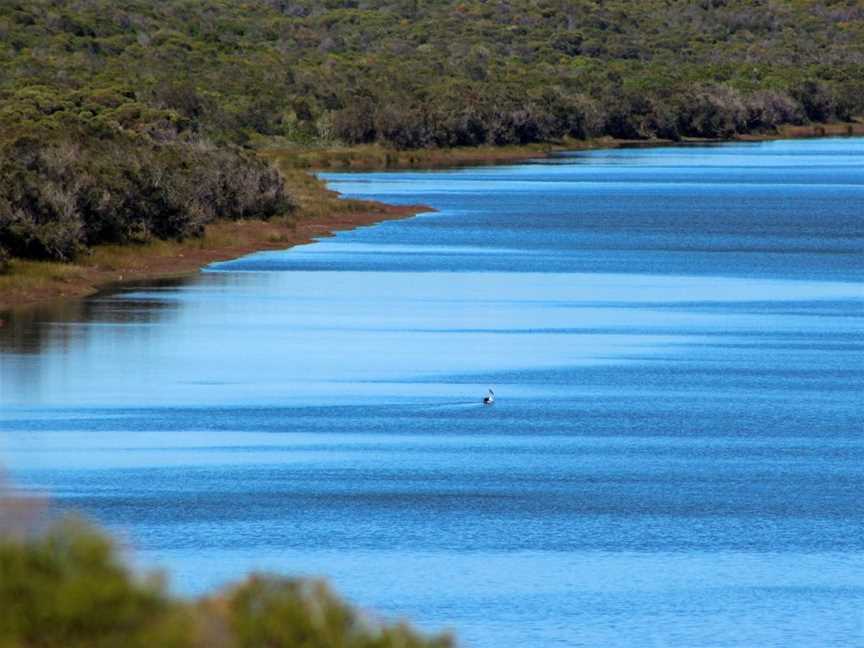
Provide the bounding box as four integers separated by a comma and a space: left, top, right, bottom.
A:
1, 0, 861, 152
0, 519, 193, 647
0, 519, 453, 648
0, 0, 862, 261
0, 130, 293, 262
227, 576, 453, 648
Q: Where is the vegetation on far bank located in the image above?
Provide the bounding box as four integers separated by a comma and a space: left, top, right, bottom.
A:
263, 122, 864, 171
1, 0, 863, 270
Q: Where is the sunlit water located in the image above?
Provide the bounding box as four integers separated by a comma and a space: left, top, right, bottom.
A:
2, 138, 863, 647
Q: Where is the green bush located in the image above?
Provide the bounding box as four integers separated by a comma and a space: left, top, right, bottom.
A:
227, 576, 453, 648
0, 519, 454, 648
1, 0, 862, 262
0, 520, 194, 648
2, 0, 862, 154
0, 132, 294, 262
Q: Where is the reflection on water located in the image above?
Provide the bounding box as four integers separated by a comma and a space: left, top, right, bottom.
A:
0, 277, 186, 404
1, 138, 863, 648
0, 277, 186, 354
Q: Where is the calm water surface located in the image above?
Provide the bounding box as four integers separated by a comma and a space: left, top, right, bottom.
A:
2, 138, 863, 647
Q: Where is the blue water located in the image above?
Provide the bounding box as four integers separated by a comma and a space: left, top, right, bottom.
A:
1, 138, 863, 647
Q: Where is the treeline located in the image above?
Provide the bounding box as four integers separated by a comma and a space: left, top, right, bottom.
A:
1, 0, 863, 263
0, 132, 291, 262
0, 516, 452, 647
329, 81, 851, 148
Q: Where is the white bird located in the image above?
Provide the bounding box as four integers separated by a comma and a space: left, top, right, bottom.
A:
483, 388, 495, 405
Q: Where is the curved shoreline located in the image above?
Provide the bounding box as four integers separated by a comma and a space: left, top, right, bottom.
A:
1, 124, 861, 313
0, 199, 431, 314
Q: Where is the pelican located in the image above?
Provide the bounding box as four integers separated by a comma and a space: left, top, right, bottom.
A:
483, 388, 495, 405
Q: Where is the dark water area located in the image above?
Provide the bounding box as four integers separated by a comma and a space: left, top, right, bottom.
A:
1, 138, 863, 647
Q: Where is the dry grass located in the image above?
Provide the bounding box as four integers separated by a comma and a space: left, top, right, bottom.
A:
0, 259, 88, 299
261, 141, 567, 172
260, 135, 703, 173
263, 122, 864, 173
779, 122, 864, 137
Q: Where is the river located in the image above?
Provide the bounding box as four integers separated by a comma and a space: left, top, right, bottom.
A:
1, 138, 862, 647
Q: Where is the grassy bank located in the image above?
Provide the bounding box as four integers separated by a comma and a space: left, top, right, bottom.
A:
736, 121, 864, 141
265, 122, 864, 172
2, 122, 861, 313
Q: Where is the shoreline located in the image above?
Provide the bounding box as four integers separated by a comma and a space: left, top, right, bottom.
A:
2, 123, 861, 313
265, 123, 864, 171
0, 199, 431, 314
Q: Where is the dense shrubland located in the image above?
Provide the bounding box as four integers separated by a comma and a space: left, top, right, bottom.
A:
1, 0, 862, 263
0, 132, 291, 262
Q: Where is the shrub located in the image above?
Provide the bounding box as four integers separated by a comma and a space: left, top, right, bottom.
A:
678, 85, 746, 138
0, 133, 294, 262
0, 517, 454, 648
791, 80, 838, 123
0, 519, 194, 648
332, 97, 377, 144
226, 576, 453, 648
745, 90, 803, 131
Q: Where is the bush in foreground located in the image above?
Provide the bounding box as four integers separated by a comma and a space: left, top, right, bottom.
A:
0, 519, 453, 648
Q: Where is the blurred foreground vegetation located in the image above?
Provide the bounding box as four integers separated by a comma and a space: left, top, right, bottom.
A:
1, 0, 863, 265
0, 517, 453, 648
